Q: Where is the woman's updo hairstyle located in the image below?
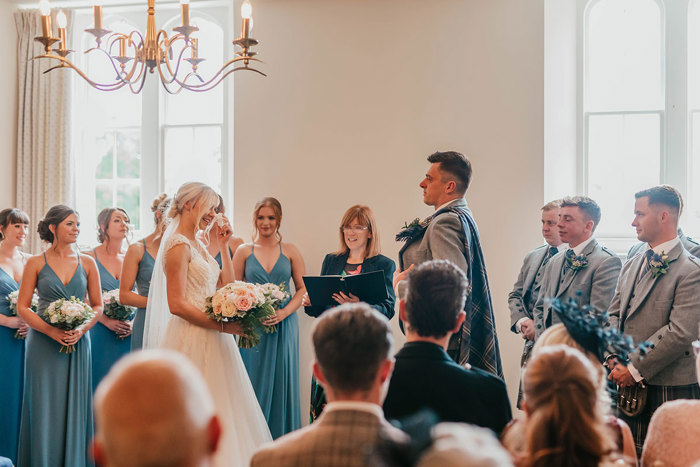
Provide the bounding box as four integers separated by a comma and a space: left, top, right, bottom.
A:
97, 207, 130, 244
0, 208, 30, 241
151, 193, 171, 225
168, 182, 219, 226
252, 197, 283, 241
37, 205, 78, 244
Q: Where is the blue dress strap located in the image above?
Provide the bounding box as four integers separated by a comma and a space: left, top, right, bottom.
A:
42, 252, 47, 264
141, 239, 147, 260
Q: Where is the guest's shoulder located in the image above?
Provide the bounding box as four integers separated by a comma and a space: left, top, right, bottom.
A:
251, 424, 318, 463
368, 254, 395, 267
650, 400, 700, 427
455, 364, 507, 388
524, 245, 548, 260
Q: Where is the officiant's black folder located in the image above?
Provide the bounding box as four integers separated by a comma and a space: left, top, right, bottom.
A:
302, 270, 388, 308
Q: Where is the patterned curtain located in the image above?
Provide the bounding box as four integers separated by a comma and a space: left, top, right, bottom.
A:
15, 9, 73, 253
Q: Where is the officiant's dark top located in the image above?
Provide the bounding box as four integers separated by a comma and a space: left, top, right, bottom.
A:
303, 253, 395, 319
383, 341, 512, 435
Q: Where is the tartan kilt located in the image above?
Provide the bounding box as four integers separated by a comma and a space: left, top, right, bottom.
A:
618, 383, 700, 456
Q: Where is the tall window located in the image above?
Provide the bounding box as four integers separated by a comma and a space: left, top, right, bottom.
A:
71, 4, 230, 246
688, 0, 700, 232
584, 0, 663, 237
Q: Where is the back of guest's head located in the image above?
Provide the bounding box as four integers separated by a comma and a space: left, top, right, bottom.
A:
169, 182, 219, 224
523, 345, 613, 467
151, 193, 171, 226
313, 303, 393, 393
93, 349, 219, 467
540, 199, 561, 212
0, 208, 30, 240
560, 196, 602, 230
37, 205, 78, 244
635, 185, 682, 217
416, 423, 514, 467
252, 197, 283, 241
427, 151, 472, 195
335, 205, 381, 258
405, 260, 468, 337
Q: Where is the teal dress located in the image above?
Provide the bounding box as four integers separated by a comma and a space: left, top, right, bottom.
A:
17, 253, 93, 467
0, 268, 24, 464
90, 250, 131, 392
239, 245, 301, 439
213, 247, 233, 269
131, 240, 154, 350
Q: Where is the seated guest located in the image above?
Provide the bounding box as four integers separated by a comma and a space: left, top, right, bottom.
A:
518, 346, 625, 466
641, 345, 700, 467
251, 303, 406, 467
416, 423, 513, 467
92, 349, 221, 467
382, 260, 511, 435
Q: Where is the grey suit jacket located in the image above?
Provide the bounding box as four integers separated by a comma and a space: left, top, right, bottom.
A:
533, 238, 621, 339
626, 228, 700, 260
608, 242, 700, 386
508, 245, 549, 331
398, 198, 468, 298
250, 408, 407, 467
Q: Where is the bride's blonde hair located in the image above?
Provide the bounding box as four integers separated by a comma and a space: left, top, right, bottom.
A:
168, 182, 219, 230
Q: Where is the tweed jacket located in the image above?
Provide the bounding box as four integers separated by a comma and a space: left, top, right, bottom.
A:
508, 245, 552, 331
607, 242, 700, 386
533, 238, 621, 339
250, 408, 407, 467
626, 228, 700, 260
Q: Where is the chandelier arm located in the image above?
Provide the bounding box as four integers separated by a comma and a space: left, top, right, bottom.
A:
31, 54, 128, 91
81, 45, 141, 86
168, 56, 264, 91
127, 65, 149, 94
157, 41, 192, 84
174, 64, 266, 92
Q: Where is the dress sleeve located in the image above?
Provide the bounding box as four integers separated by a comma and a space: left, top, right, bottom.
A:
163, 234, 191, 267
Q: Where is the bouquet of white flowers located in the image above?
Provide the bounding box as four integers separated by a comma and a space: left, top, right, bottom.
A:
42, 296, 95, 353
102, 289, 135, 339
6, 290, 38, 339
258, 282, 291, 334
204, 281, 276, 348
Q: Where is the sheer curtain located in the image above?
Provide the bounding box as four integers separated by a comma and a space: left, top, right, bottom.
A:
15, 9, 73, 253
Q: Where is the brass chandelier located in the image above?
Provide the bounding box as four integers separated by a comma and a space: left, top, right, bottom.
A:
33, 0, 264, 93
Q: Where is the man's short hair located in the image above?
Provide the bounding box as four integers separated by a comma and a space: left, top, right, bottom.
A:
94, 350, 215, 467
405, 260, 468, 338
560, 196, 601, 229
541, 199, 562, 212
427, 151, 472, 195
313, 303, 393, 393
635, 185, 681, 216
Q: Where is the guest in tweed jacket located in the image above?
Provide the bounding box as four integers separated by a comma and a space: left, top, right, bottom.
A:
251, 303, 406, 467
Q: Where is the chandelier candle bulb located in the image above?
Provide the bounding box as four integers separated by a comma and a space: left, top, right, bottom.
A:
191, 37, 198, 59
180, 0, 190, 28
93, 4, 103, 31
241, 0, 252, 38
119, 36, 126, 57
57, 11, 67, 51
39, 0, 51, 38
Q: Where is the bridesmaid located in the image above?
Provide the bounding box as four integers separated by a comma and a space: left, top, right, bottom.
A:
119, 194, 171, 350
204, 194, 244, 268
17, 205, 102, 467
0, 208, 30, 464
233, 197, 306, 439
87, 207, 132, 391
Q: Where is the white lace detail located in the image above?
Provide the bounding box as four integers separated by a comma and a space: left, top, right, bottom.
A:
164, 233, 220, 311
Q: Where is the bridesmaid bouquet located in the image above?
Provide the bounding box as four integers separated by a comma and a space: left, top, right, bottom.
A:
7, 290, 38, 339
42, 297, 95, 353
102, 289, 136, 339
204, 281, 276, 348
259, 282, 290, 334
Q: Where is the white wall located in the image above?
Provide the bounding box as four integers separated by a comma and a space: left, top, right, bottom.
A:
233, 0, 545, 416
0, 0, 18, 206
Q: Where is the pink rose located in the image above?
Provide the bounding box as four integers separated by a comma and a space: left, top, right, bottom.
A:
233, 294, 253, 312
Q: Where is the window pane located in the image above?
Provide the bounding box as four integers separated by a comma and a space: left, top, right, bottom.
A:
117, 183, 141, 230
95, 132, 115, 179
163, 126, 222, 193
116, 130, 141, 179
689, 0, 700, 108
586, 0, 663, 112
587, 113, 660, 235
688, 112, 700, 232
96, 182, 113, 216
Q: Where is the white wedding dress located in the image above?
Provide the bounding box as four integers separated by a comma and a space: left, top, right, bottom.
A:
145, 229, 272, 466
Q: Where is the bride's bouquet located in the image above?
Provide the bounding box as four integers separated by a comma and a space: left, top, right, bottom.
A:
102, 289, 136, 339
204, 281, 276, 348
7, 290, 38, 339
42, 296, 95, 353
258, 282, 290, 334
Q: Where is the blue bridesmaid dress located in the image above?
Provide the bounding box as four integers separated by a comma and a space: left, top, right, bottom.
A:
130, 240, 154, 350
0, 268, 25, 464
90, 249, 131, 391
239, 244, 301, 439
213, 246, 233, 269
17, 253, 93, 467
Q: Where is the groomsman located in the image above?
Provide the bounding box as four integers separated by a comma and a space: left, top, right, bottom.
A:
626, 185, 700, 259
532, 196, 621, 339
607, 186, 700, 454
507, 200, 566, 404
395, 151, 502, 377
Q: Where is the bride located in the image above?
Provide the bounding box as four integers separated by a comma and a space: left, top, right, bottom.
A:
144, 182, 272, 466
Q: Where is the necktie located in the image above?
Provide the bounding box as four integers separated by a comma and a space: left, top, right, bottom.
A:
549, 246, 559, 257
639, 249, 654, 281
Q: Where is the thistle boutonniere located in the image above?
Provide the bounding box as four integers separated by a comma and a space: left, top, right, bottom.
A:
565, 249, 588, 271
648, 251, 670, 278
396, 217, 432, 243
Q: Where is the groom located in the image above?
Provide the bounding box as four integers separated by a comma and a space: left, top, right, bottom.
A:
396, 151, 502, 378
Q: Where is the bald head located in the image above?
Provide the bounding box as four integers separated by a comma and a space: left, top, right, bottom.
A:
93, 350, 219, 467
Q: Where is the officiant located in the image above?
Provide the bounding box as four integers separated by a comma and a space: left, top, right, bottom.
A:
301, 204, 395, 422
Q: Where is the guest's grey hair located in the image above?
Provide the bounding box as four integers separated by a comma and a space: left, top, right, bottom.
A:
417, 423, 514, 467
